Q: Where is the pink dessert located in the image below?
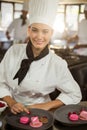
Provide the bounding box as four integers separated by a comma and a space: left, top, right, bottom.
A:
69, 113, 79, 121
20, 116, 29, 124
30, 116, 43, 128
79, 110, 87, 120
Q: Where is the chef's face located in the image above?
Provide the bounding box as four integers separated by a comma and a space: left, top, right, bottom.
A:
28, 23, 53, 51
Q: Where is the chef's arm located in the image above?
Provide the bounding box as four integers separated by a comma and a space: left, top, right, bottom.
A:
27, 99, 64, 110
2, 96, 17, 108
67, 34, 78, 44
6, 31, 11, 40
74, 44, 87, 49
2, 96, 29, 114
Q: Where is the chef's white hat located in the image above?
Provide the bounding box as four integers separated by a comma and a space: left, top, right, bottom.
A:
29, 0, 58, 28
22, 0, 29, 12
84, 4, 87, 11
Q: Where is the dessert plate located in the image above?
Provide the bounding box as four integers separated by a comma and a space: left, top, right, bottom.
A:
5, 108, 53, 130
54, 104, 87, 126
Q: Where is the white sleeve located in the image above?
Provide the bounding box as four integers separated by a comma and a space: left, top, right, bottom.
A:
0, 47, 13, 98
56, 60, 82, 104
7, 19, 17, 33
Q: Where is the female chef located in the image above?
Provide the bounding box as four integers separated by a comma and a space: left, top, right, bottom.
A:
0, 0, 82, 114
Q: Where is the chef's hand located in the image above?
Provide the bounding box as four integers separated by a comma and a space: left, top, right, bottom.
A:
6, 31, 11, 40
2, 96, 30, 114
10, 102, 29, 114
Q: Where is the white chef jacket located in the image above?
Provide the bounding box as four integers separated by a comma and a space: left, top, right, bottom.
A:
0, 44, 82, 105
7, 18, 29, 43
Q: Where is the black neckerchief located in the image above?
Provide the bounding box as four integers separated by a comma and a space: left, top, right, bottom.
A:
13, 41, 49, 85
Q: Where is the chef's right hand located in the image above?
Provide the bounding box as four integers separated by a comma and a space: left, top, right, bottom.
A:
10, 102, 29, 114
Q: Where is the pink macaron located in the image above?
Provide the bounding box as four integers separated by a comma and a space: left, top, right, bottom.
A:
20, 116, 29, 124
69, 113, 79, 121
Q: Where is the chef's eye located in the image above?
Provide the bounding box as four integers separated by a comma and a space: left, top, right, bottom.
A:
32, 29, 38, 32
